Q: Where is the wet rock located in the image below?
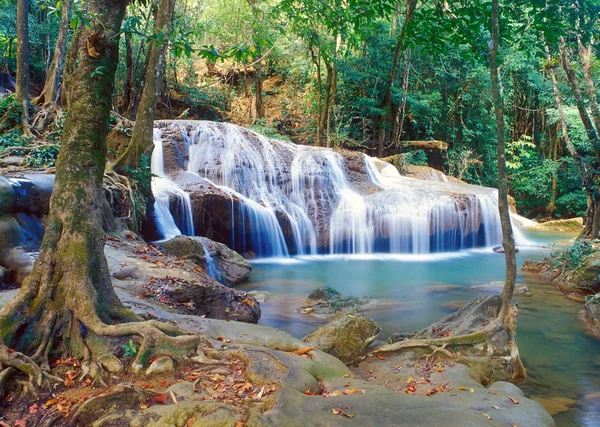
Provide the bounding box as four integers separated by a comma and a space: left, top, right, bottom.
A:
247, 290, 272, 303
531, 396, 574, 416
516, 286, 532, 296
526, 217, 583, 232
584, 294, 600, 333
146, 356, 175, 376
147, 276, 261, 324
416, 295, 502, 339
159, 235, 251, 286
112, 265, 142, 280
303, 312, 380, 364
470, 281, 505, 293
98, 354, 124, 374
301, 286, 372, 315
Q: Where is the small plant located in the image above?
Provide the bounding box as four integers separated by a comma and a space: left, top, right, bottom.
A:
552, 240, 595, 271
121, 339, 137, 358
24, 145, 60, 168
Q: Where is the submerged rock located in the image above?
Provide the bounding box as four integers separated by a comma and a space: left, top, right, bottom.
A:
300, 286, 372, 315
303, 312, 380, 364
584, 294, 600, 336
159, 235, 251, 286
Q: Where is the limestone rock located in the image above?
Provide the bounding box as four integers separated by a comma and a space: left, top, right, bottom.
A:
146, 356, 175, 376
301, 286, 372, 315
98, 354, 124, 374
526, 217, 583, 232
303, 313, 380, 364
159, 235, 251, 285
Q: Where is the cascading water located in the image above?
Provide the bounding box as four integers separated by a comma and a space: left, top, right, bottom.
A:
152, 120, 518, 257
151, 128, 194, 240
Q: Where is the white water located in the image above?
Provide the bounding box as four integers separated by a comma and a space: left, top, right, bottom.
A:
152, 120, 528, 257
150, 129, 194, 240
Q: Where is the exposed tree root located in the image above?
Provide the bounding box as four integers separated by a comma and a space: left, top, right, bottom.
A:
372, 307, 526, 380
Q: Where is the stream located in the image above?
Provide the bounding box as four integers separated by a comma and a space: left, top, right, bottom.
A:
237, 230, 600, 426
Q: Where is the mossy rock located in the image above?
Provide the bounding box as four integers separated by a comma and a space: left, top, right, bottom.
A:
303, 312, 380, 364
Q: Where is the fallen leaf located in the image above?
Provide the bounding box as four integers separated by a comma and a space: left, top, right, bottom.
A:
44, 398, 58, 407
14, 420, 26, 427
216, 337, 232, 343
28, 403, 39, 414
331, 408, 342, 415
147, 393, 169, 406
344, 413, 356, 418
188, 416, 198, 426
293, 346, 316, 356
377, 355, 387, 360
343, 388, 358, 395
509, 397, 519, 405
492, 405, 502, 410
481, 412, 492, 420
241, 298, 255, 308
469, 388, 475, 393
406, 376, 415, 385
458, 386, 467, 391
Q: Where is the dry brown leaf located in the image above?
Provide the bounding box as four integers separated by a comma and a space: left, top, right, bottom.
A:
292, 346, 316, 356
343, 388, 358, 395
509, 397, 519, 405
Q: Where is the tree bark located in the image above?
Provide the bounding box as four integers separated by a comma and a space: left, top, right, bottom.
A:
559, 37, 600, 237
250, 57, 265, 122
320, 56, 333, 148
488, 0, 516, 322
33, 0, 72, 107
123, 31, 135, 115
578, 37, 600, 137
377, 0, 417, 157
0, 0, 197, 387
113, 0, 176, 175
15, 0, 30, 128
309, 45, 323, 146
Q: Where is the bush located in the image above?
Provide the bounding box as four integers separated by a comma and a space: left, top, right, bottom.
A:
24, 145, 60, 168
552, 240, 594, 271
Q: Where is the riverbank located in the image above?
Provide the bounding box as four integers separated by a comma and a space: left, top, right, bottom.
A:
0, 229, 554, 426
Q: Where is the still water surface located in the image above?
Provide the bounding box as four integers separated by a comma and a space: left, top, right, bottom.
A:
238, 230, 600, 426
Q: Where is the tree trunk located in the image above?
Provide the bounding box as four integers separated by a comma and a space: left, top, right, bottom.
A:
32, 0, 72, 107
15, 0, 30, 128
113, 0, 177, 175
488, 0, 517, 322
326, 59, 337, 148
578, 37, 600, 137
320, 57, 333, 148
559, 37, 600, 237
0, 0, 197, 387
378, 0, 417, 157
250, 57, 264, 122
309, 45, 323, 146
123, 31, 135, 115
545, 43, 590, 218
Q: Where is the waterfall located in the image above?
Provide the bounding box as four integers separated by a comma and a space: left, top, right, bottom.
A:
153, 120, 514, 257
150, 129, 194, 240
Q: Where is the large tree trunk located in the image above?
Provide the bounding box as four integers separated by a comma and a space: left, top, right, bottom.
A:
559, 37, 600, 237
123, 31, 135, 115
112, 0, 176, 175
578, 37, 600, 133
377, 0, 417, 157
309, 45, 323, 146
0, 0, 196, 389
319, 57, 333, 148
32, 0, 72, 107
15, 0, 30, 129
488, 0, 517, 322
545, 43, 591, 218
250, 57, 265, 122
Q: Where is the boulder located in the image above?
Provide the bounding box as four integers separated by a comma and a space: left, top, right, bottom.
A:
301, 286, 372, 315
585, 294, 600, 333
525, 217, 583, 232
147, 275, 261, 324
159, 235, 251, 286
146, 356, 175, 376
303, 312, 380, 364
